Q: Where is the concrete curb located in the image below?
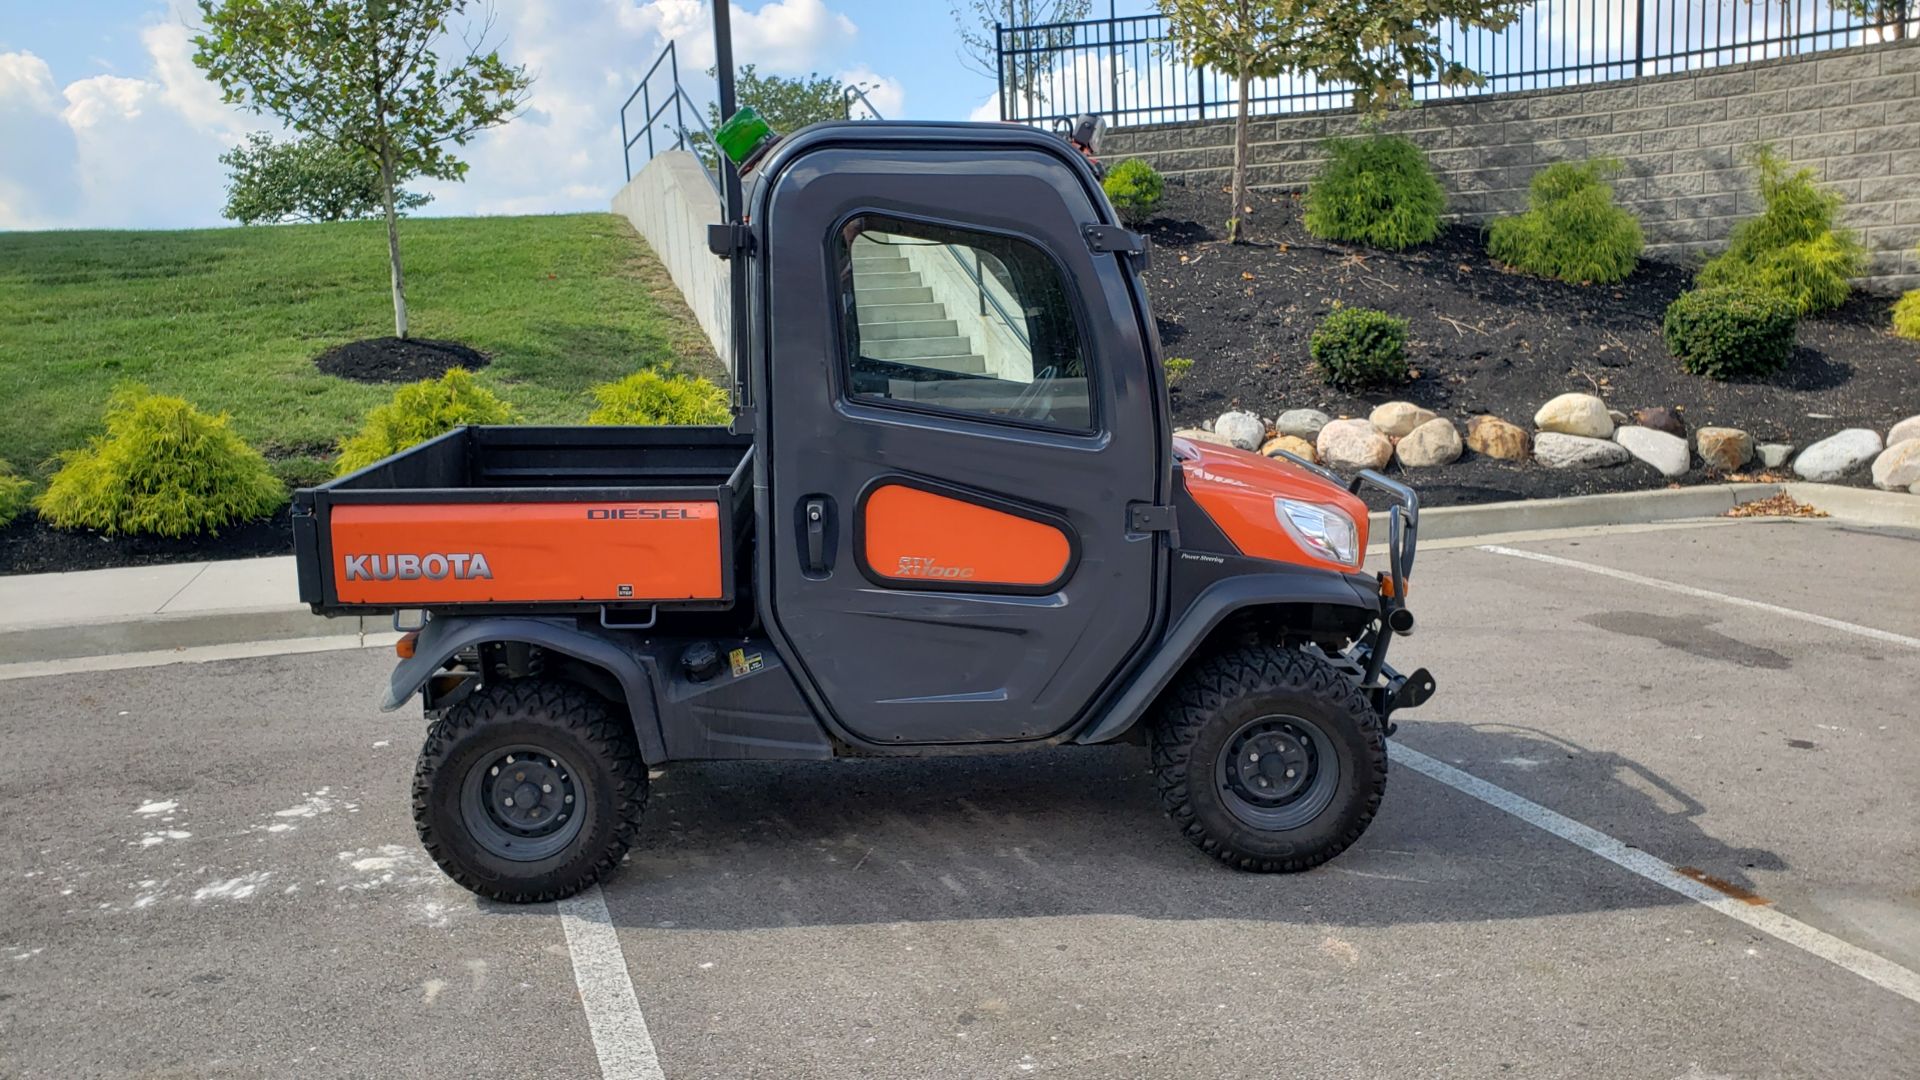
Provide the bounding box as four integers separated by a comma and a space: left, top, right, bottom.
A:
4, 483, 1915, 666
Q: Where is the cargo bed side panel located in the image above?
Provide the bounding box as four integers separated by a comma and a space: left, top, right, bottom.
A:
330, 501, 724, 605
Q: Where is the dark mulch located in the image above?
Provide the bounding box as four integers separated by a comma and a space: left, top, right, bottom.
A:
315, 337, 490, 383
0, 509, 294, 576
1145, 176, 1919, 505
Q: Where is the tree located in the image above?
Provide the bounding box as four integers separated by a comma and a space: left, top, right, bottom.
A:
220, 132, 431, 225
697, 65, 866, 165
1162, 0, 1524, 243
951, 0, 1092, 121
1829, 0, 1910, 39
194, 0, 532, 339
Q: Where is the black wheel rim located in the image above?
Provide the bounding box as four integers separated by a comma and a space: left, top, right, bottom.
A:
460, 743, 586, 862
1214, 713, 1340, 831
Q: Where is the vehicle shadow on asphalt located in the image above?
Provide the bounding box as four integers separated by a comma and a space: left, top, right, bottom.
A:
550, 723, 1787, 932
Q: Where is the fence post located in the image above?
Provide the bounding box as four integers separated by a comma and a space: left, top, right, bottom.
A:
1195, 62, 1207, 120
997, 22, 1009, 121
1634, 0, 1646, 77
1107, 4, 1120, 117
620, 108, 631, 181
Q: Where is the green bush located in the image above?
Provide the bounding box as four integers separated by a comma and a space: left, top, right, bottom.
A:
35, 388, 284, 537
270, 455, 335, 492
587, 370, 731, 425
1487, 160, 1643, 284
1663, 285, 1799, 380
1162, 356, 1194, 385
1895, 288, 1920, 341
1311, 307, 1410, 390
0, 461, 32, 528
337, 368, 515, 475
1303, 135, 1445, 251
1103, 159, 1166, 224
1696, 146, 1864, 316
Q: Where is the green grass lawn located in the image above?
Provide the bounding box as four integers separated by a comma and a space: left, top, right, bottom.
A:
0, 213, 718, 480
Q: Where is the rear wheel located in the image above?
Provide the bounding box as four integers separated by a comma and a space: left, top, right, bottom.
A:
1150, 645, 1386, 872
413, 680, 647, 903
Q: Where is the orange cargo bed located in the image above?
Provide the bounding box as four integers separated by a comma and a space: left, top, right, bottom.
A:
293, 426, 751, 617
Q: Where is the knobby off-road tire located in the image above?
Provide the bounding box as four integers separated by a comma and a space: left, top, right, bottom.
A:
413, 680, 648, 903
1151, 645, 1387, 872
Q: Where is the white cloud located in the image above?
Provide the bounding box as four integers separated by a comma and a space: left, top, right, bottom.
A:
0, 0, 903, 229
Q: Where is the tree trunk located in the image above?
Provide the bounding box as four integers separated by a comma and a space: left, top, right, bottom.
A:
1227, 73, 1251, 245
380, 156, 409, 340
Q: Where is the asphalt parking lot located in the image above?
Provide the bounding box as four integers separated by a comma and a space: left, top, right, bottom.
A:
3, 516, 1917, 1079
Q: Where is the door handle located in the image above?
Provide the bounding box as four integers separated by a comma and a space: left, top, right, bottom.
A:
803, 497, 830, 573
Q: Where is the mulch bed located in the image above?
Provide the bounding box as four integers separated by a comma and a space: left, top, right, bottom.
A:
0, 509, 293, 576
1144, 176, 1918, 507
315, 337, 490, 383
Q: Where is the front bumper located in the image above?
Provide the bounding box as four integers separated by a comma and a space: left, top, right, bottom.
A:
1339, 468, 1434, 730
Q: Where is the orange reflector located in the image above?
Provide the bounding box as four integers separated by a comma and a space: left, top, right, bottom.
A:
1377, 575, 1412, 599
395, 631, 419, 659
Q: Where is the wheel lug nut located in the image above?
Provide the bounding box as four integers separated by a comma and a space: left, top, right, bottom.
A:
564, 795, 573, 804
490, 766, 499, 776
542, 784, 552, 793
1249, 752, 1260, 762
506, 755, 515, 764
1285, 769, 1297, 779
504, 797, 514, 807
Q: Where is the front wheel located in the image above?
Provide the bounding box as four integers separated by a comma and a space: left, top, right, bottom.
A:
1150, 646, 1387, 872
413, 680, 648, 903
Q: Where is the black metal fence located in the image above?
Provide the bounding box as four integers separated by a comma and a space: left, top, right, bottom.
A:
995, 1, 1915, 126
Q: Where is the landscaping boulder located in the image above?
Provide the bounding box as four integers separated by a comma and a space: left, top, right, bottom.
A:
1535, 432, 1630, 469
1794, 429, 1884, 482
1634, 406, 1686, 439
1369, 401, 1437, 439
1534, 393, 1613, 438
1614, 426, 1689, 478
1261, 435, 1317, 462
1889, 415, 1920, 448
1395, 418, 1463, 468
1317, 419, 1393, 472
1872, 439, 1920, 492
1757, 443, 1796, 469
1273, 408, 1332, 441
1466, 415, 1530, 461
1174, 427, 1233, 446
1694, 427, 1753, 472
1214, 410, 1267, 450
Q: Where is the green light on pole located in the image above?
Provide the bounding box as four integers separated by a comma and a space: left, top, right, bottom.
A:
714, 107, 776, 166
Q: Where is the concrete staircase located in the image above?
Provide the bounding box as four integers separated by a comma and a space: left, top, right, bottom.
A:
851, 244, 986, 375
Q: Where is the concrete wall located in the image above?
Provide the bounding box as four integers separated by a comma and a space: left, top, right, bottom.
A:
891, 239, 1034, 381
612, 151, 731, 357
1102, 39, 1920, 293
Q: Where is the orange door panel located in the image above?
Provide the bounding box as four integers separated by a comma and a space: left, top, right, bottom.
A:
330, 501, 723, 605
860, 483, 1074, 590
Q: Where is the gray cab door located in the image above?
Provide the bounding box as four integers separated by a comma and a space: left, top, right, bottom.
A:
758, 132, 1165, 746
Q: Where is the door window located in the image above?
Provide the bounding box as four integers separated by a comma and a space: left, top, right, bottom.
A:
837, 214, 1093, 432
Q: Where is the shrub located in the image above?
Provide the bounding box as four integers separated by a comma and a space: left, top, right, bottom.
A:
587, 370, 731, 426
1103, 159, 1165, 224
1303, 135, 1445, 251
1663, 285, 1799, 380
1163, 356, 1194, 385
1311, 307, 1410, 390
0, 461, 32, 528
35, 388, 284, 537
1696, 146, 1864, 316
1895, 288, 1920, 341
337, 368, 515, 475
1487, 160, 1644, 285
270, 455, 335, 492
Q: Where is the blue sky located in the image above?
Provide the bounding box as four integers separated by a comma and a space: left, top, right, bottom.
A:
0, 0, 1160, 230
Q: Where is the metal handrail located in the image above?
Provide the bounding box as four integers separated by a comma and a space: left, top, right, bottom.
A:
942, 244, 1030, 350
619, 41, 723, 201
842, 84, 887, 120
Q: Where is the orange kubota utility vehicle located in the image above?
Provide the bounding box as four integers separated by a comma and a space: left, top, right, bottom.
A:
293, 19, 1432, 903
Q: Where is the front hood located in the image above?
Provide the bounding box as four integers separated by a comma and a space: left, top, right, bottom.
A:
1174, 436, 1371, 572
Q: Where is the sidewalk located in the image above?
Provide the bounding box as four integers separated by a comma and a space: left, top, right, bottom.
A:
0, 556, 369, 665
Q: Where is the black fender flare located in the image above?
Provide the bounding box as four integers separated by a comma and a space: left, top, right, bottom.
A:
1074, 572, 1379, 746
383, 616, 665, 763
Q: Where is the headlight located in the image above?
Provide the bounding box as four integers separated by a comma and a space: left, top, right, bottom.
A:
1274, 498, 1359, 566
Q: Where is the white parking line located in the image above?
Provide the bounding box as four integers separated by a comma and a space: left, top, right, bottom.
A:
0, 633, 403, 681
1390, 742, 1920, 1006
558, 884, 666, 1080
1478, 544, 1920, 650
